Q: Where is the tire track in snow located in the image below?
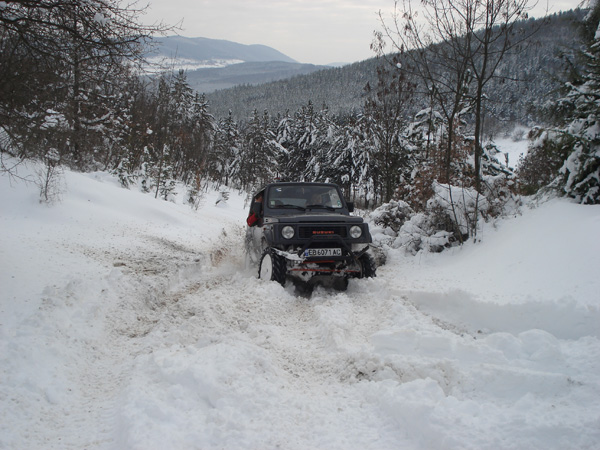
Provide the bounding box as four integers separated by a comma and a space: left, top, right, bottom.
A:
17, 203, 599, 449
101, 223, 411, 447
9, 223, 248, 449
64, 218, 596, 449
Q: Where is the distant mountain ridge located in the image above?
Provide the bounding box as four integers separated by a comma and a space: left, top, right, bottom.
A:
149, 36, 298, 64
147, 36, 328, 93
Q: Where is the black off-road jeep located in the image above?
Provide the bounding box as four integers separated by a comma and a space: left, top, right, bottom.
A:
245, 182, 376, 290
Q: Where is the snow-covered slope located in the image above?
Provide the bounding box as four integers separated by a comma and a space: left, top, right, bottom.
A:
1, 161, 599, 449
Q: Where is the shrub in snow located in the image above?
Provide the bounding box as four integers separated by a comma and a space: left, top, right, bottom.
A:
158, 177, 177, 202
138, 145, 178, 201
395, 212, 454, 254
371, 183, 490, 254
516, 128, 570, 196
427, 182, 488, 238
215, 191, 230, 205
112, 156, 137, 188
370, 200, 414, 233
552, 117, 600, 204
0, 127, 12, 155
509, 126, 528, 142
517, 127, 574, 195
480, 143, 521, 217
185, 173, 206, 210
36, 148, 63, 204
140, 178, 150, 194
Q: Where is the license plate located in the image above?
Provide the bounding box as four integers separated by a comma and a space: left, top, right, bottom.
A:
304, 248, 342, 257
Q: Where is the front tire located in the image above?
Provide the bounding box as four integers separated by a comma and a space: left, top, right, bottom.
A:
258, 248, 287, 286
333, 277, 349, 291
358, 253, 377, 278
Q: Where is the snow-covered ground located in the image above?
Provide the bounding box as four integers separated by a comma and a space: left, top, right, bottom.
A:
492, 127, 530, 170
144, 56, 244, 73
1, 160, 599, 449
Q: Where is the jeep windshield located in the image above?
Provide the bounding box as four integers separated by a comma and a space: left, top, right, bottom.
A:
265, 184, 344, 212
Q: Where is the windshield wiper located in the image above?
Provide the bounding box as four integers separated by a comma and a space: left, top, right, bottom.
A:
305, 204, 336, 211
275, 204, 306, 211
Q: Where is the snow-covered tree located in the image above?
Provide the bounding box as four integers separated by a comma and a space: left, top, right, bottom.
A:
303, 104, 336, 182
323, 114, 361, 199
237, 109, 282, 191
551, 13, 600, 204
362, 64, 415, 204
211, 111, 241, 186
273, 110, 295, 180
521, 3, 600, 204
0, 0, 168, 168
287, 101, 319, 181
186, 92, 215, 182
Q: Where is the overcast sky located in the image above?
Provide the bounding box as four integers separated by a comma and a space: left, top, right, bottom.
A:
142, 0, 581, 66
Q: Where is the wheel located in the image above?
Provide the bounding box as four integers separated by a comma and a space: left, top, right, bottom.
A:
258, 248, 287, 286
358, 253, 377, 278
333, 277, 349, 291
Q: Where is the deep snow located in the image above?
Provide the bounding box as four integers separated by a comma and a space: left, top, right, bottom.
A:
1, 159, 599, 449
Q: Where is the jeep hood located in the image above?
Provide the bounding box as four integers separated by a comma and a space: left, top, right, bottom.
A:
272, 213, 364, 224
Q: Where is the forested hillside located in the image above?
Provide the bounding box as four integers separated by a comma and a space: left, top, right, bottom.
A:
208, 10, 584, 127
184, 61, 328, 93
207, 59, 375, 120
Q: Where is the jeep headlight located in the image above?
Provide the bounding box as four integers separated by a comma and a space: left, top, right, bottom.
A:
281, 226, 295, 239
349, 225, 362, 239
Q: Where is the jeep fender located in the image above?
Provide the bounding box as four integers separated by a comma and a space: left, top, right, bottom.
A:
261, 224, 276, 247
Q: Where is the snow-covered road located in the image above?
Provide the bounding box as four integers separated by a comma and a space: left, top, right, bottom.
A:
1, 164, 599, 449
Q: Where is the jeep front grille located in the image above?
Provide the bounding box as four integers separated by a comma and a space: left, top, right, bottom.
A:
299, 226, 347, 239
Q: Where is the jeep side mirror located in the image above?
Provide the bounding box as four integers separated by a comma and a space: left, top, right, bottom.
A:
347, 202, 354, 212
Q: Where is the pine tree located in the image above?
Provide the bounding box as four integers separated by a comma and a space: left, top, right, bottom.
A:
238, 109, 281, 190
553, 15, 600, 204
323, 114, 358, 198
352, 111, 378, 207
288, 101, 319, 181
212, 111, 241, 186
274, 110, 296, 180
153, 144, 176, 200
523, 5, 600, 204
304, 104, 336, 182
187, 92, 215, 183
169, 70, 195, 179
